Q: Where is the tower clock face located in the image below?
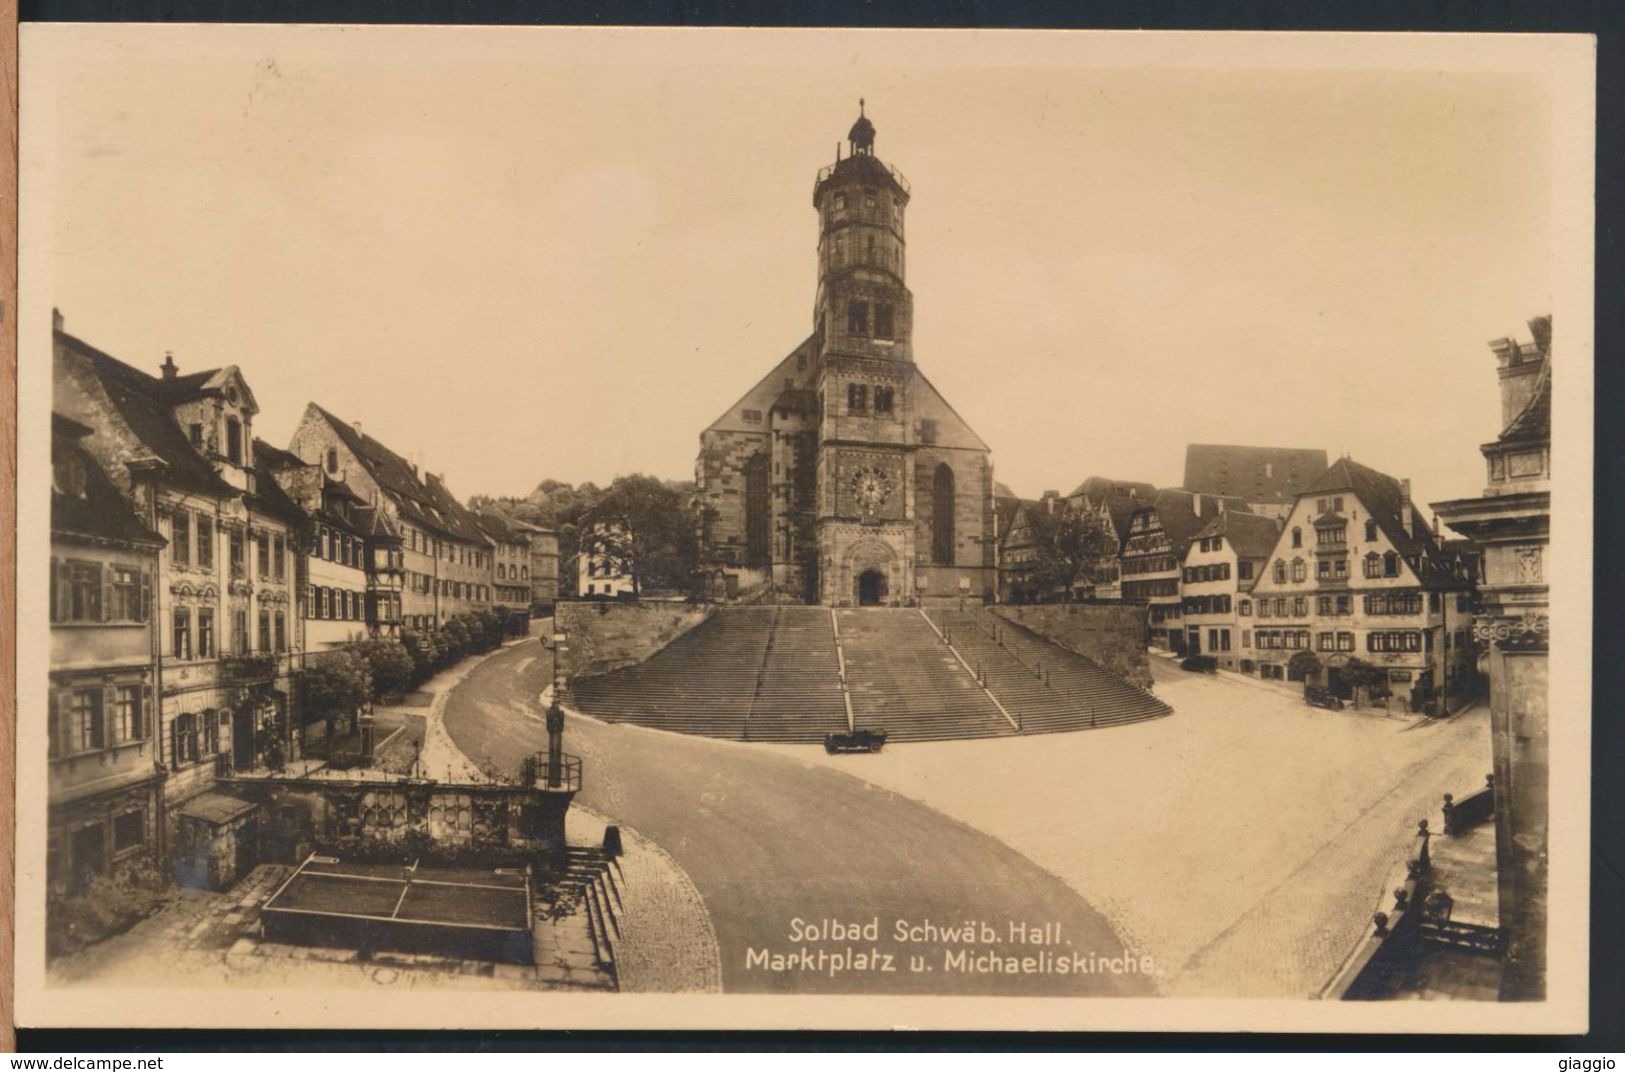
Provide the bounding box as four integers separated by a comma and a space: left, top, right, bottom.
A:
851, 466, 894, 512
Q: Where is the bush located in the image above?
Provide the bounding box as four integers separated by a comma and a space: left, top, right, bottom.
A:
350, 637, 414, 700
46, 859, 170, 959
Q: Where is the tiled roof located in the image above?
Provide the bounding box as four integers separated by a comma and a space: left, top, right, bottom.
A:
57, 330, 236, 498
52, 417, 165, 547
1153, 488, 1253, 557
1183, 444, 1328, 503
1192, 508, 1280, 561
1303, 457, 1461, 589
309, 404, 486, 544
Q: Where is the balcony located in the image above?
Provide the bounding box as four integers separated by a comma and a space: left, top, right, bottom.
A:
219, 652, 281, 684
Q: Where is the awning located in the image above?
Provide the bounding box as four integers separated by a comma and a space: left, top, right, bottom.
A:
177, 791, 259, 827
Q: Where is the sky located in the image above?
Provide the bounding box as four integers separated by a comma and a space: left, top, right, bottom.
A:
27, 27, 1558, 517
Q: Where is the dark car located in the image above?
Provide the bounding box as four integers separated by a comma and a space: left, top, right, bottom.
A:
824, 728, 888, 754
1305, 685, 1345, 710
1180, 655, 1219, 673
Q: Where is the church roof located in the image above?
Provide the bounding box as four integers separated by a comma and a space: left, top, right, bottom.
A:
1500, 348, 1551, 444
1182, 444, 1328, 503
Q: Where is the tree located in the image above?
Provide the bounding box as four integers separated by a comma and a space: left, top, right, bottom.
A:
302, 649, 373, 741
350, 637, 414, 701
400, 629, 437, 684
1341, 658, 1390, 709
1287, 650, 1322, 685
1034, 506, 1120, 599
586, 474, 698, 598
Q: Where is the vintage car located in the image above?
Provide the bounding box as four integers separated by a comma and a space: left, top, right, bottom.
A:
1304, 685, 1346, 710
824, 728, 888, 754
1179, 655, 1219, 673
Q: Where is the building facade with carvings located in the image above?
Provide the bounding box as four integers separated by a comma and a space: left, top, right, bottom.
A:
695, 106, 996, 606
1431, 315, 1552, 1001
54, 316, 304, 890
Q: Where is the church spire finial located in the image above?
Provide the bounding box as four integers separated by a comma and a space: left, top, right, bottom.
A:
848, 100, 876, 156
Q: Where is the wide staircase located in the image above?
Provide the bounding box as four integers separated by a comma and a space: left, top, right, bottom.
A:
929, 608, 1172, 734
836, 609, 1015, 742
745, 608, 850, 742
567, 607, 773, 737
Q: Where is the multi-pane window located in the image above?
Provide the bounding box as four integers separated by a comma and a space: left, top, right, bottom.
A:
235, 610, 249, 655
1317, 560, 1331, 580
848, 383, 868, 413
1291, 560, 1306, 583
63, 561, 102, 622
1318, 525, 1346, 545
1317, 632, 1335, 652
192, 607, 214, 658
1238, 561, 1253, 581
1337, 632, 1355, 652
1383, 552, 1400, 578
229, 532, 244, 579
274, 611, 286, 651
1333, 558, 1348, 580
107, 566, 141, 621
69, 688, 104, 752
172, 713, 198, 766
197, 516, 214, 569
1273, 560, 1286, 583
1336, 594, 1351, 615
1291, 528, 1302, 548
258, 610, 272, 652
257, 533, 271, 579
225, 417, 242, 465
1365, 520, 1378, 542
1293, 596, 1308, 617
1364, 553, 1382, 579
1367, 631, 1423, 653
111, 685, 143, 743
172, 512, 190, 567
273, 535, 285, 581
172, 608, 192, 660
1365, 592, 1423, 615
1239, 600, 1252, 617
874, 386, 894, 413
1318, 596, 1333, 615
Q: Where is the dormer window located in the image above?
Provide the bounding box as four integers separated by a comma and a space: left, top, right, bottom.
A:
225, 417, 242, 465
326, 448, 339, 474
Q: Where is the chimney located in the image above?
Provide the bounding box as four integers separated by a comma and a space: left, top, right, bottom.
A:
52, 307, 64, 332
352, 419, 364, 439
1191, 491, 1203, 516
161, 352, 178, 380
1400, 478, 1413, 536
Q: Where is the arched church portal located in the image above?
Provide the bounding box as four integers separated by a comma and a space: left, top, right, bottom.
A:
842, 537, 899, 607
857, 569, 887, 605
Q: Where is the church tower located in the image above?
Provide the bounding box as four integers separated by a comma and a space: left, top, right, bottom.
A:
810, 103, 922, 605
695, 102, 996, 607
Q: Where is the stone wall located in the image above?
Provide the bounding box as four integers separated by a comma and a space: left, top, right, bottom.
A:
993, 603, 1153, 688
555, 601, 712, 681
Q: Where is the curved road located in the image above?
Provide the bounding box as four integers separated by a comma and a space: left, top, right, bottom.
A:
443, 637, 1152, 997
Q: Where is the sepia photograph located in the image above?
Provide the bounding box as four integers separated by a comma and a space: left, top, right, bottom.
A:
10, 25, 1595, 1034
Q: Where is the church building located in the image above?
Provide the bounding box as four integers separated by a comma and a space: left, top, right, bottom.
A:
695, 104, 996, 606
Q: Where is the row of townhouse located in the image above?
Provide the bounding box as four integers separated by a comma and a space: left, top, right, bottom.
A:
1178, 457, 1478, 715
993, 444, 1479, 714
47, 314, 559, 901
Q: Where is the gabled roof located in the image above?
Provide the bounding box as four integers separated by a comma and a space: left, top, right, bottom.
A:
1003, 499, 1059, 548
1303, 457, 1460, 589
1066, 475, 1157, 502
52, 416, 165, 548
247, 467, 306, 526
1191, 508, 1280, 560
308, 403, 486, 544
57, 330, 237, 498
251, 438, 304, 470
474, 509, 528, 545
1183, 444, 1328, 503
1152, 489, 1253, 557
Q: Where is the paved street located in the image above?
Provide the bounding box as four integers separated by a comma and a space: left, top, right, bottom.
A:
442, 636, 1153, 997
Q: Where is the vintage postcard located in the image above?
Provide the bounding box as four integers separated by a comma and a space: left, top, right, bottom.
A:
10, 26, 1594, 1033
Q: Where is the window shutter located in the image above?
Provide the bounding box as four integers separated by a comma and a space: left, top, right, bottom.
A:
54, 558, 70, 624
47, 690, 59, 758
140, 571, 152, 623
102, 563, 114, 623
99, 686, 113, 750
142, 685, 154, 741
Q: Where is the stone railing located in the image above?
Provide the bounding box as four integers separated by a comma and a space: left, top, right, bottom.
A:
1442, 774, 1495, 836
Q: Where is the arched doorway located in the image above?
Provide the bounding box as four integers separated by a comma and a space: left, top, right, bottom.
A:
857, 569, 887, 606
